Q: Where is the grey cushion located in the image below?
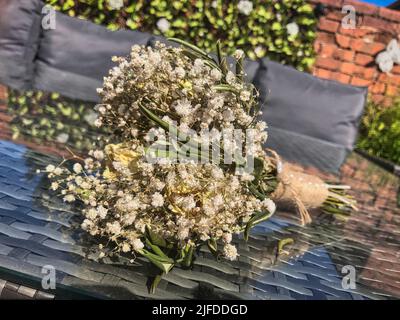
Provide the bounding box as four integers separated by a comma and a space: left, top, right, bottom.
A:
34, 12, 154, 102
0, 0, 43, 90
266, 127, 349, 173
255, 59, 368, 150
34, 25, 261, 102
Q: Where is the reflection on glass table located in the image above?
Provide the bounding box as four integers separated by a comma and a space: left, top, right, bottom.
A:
0, 89, 399, 300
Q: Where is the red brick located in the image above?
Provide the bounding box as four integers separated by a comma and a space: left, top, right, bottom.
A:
370, 82, 386, 94
339, 26, 376, 38
318, 17, 340, 33
378, 73, 389, 82
314, 41, 322, 53
374, 32, 395, 45
351, 77, 371, 86
350, 39, 366, 52
0, 112, 12, 123
326, 11, 344, 22
386, 85, 398, 97
354, 67, 377, 80
380, 74, 400, 86
363, 16, 393, 32
331, 72, 351, 84
339, 26, 360, 36
351, 39, 386, 55
335, 34, 352, 48
340, 62, 357, 74
355, 53, 374, 66
315, 57, 341, 71
334, 49, 355, 62
343, 0, 379, 16
314, 68, 332, 79
351, 28, 377, 38
379, 7, 400, 22
391, 65, 400, 75
317, 31, 335, 44
388, 76, 400, 86
319, 43, 338, 57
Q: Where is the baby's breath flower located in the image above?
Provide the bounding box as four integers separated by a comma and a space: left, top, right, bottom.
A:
54, 167, 63, 175
73, 163, 83, 174
63, 194, 76, 203
240, 90, 251, 102
223, 243, 238, 261
50, 182, 59, 191
262, 198, 276, 214
122, 243, 131, 253
94, 118, 103, 128
210, 68, 222, 81
226, 71, 236, 85
46, 164, 55, 173
131, 238, 144, 251
151, 192, 164, 207
174, 98, 192, 117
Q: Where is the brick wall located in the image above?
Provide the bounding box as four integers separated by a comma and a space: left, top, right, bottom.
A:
310, 0, 400, 107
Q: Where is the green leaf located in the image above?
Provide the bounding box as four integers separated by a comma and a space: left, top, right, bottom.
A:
253, 157, 264, 181
244, 210, 274, 241
207, 238, 218, 257
168, 37, 210, 58
212, 84, 238, 94
272, 22, 282, 31
138, 249, 174, 274
150, 274, 163, 294
145, 226, 167, 248
236, 55, 244, 81
278, 238, 294, 255
216, 40, 223, 65
181, 244, 195, 267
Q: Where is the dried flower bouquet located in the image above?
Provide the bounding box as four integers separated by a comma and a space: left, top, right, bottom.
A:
45, 39, 356, 293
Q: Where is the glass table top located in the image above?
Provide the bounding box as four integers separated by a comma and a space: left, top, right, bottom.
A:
0, 89, 399, 300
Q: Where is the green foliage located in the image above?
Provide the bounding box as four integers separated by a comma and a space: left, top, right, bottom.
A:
357, 100, 400, 165
7, 89, 106, 152
45, 0, 317, 71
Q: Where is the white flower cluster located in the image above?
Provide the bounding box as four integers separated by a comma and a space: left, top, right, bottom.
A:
96, 43, 264, 139
51, 42, 276, 262
50, 142, 275, 261
237, 0, 253, 16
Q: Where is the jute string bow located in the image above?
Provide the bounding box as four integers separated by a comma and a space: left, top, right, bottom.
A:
267, 149, 330, 225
